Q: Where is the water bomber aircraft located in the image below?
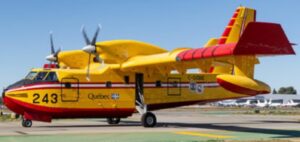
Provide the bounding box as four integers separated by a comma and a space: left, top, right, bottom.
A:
2, 6, 295, 127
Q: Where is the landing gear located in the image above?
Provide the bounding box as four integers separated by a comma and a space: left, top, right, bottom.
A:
135, 73, 157, 127
141, 112, 156, 127
136, 104, 157, 127
106, 117, 121, 125
22, 119, 32, 128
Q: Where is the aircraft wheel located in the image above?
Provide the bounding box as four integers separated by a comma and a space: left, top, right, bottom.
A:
22, 119, 32, 128
107, 117, 121, 124
141, 112, 156, 127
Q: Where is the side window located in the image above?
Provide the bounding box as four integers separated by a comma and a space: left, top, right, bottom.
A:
155, 80, 161, 87
106, 81, 112, 88
124, 76, 130, 84
34, 72, 48, 81
25, 71, 37, 80
45, 72, 58, 82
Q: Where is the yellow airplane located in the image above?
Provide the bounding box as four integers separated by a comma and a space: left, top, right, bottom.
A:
2, 6, 295, 127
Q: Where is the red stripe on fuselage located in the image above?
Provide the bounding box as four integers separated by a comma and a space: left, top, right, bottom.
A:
7, 82, 219, 92
3, 96, 135, 120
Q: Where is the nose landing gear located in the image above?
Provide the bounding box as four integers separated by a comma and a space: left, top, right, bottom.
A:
22, 118, 32, 128
106, 117, 121, 125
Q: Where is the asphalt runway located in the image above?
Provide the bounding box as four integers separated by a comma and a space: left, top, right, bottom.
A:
1, 107, 300, 142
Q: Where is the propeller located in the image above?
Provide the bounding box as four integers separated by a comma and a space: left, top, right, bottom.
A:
46, 32, 61, 64
81, 24, 103, 81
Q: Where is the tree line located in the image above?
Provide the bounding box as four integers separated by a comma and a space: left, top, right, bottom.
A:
273, 86, 297, 94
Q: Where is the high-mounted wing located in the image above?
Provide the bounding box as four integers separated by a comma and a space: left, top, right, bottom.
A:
95, 40, 167, 64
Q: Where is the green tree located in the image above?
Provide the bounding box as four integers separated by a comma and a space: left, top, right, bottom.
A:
278, 86, 297, 94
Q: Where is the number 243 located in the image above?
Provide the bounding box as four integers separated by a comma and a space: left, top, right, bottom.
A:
33, 93, 58, 104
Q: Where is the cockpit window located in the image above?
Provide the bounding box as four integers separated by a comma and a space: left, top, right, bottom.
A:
25, 72, 38, 80
34, 72, 48, 81
45, 72, 58, 81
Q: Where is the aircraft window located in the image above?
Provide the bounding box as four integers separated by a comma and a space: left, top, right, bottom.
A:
34, 72, 48, 81
106, 81, 112, 88
171, 81, 178, 87
124, 76, 129, 84
156, 81, 161, 87
45, 72, 58, 81
25, 72, 38, 80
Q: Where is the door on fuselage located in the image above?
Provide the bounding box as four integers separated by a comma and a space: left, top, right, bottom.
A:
135, 73, 144, 106
61, 78, 79, 102
167, 77, 181, 96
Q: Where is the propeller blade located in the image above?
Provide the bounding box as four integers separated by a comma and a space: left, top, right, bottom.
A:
86, 53, 91, 81
91, 24, 101, 46
81, 25, 90, 45
50, 31, 55, 54
55, 47, 61, 56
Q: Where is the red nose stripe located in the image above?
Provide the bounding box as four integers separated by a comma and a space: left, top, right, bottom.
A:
3, 96, 135, 122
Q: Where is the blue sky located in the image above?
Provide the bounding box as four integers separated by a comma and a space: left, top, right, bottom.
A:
0, 0, 299, 92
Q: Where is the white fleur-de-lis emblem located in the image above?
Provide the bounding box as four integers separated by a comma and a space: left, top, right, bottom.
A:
111, 93, 120, 100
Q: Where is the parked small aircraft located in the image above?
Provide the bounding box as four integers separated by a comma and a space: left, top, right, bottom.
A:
2, 6, 295, 127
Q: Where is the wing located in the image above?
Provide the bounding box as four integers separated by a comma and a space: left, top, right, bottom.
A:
57, 50, 96, 69
95, 40, 167, 64
121, 48, 193, 74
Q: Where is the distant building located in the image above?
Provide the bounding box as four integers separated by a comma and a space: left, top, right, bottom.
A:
242, 94, 300, 104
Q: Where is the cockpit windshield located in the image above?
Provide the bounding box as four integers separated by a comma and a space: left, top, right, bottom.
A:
25, 71, 58, 82
34, 72, 48, 81
45, 72, 58, 81
25, 71, 38, 80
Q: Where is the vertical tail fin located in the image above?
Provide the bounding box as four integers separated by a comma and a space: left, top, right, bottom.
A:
218, 6, 256, 44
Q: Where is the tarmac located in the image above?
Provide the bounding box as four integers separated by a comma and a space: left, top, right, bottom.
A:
1, 107, 300, 142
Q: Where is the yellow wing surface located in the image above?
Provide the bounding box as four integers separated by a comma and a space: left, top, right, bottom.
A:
120, 6, 258, 75
55, 40, 167, 69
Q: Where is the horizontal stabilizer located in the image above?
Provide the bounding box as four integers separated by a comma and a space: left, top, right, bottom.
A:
176, 22, 295, 61
234, 22, 295, 55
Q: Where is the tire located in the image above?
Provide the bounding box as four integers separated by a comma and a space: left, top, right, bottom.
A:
107, 117, 121, 124
22, 119, 32, 128
141, 112, 156, 127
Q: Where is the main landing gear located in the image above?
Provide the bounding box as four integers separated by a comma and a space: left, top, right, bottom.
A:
136, 104, 157, 127
135, 73, 157, 127
22, 118, 32, 128
141, 112, 156, 127
106, 117, 121, 125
